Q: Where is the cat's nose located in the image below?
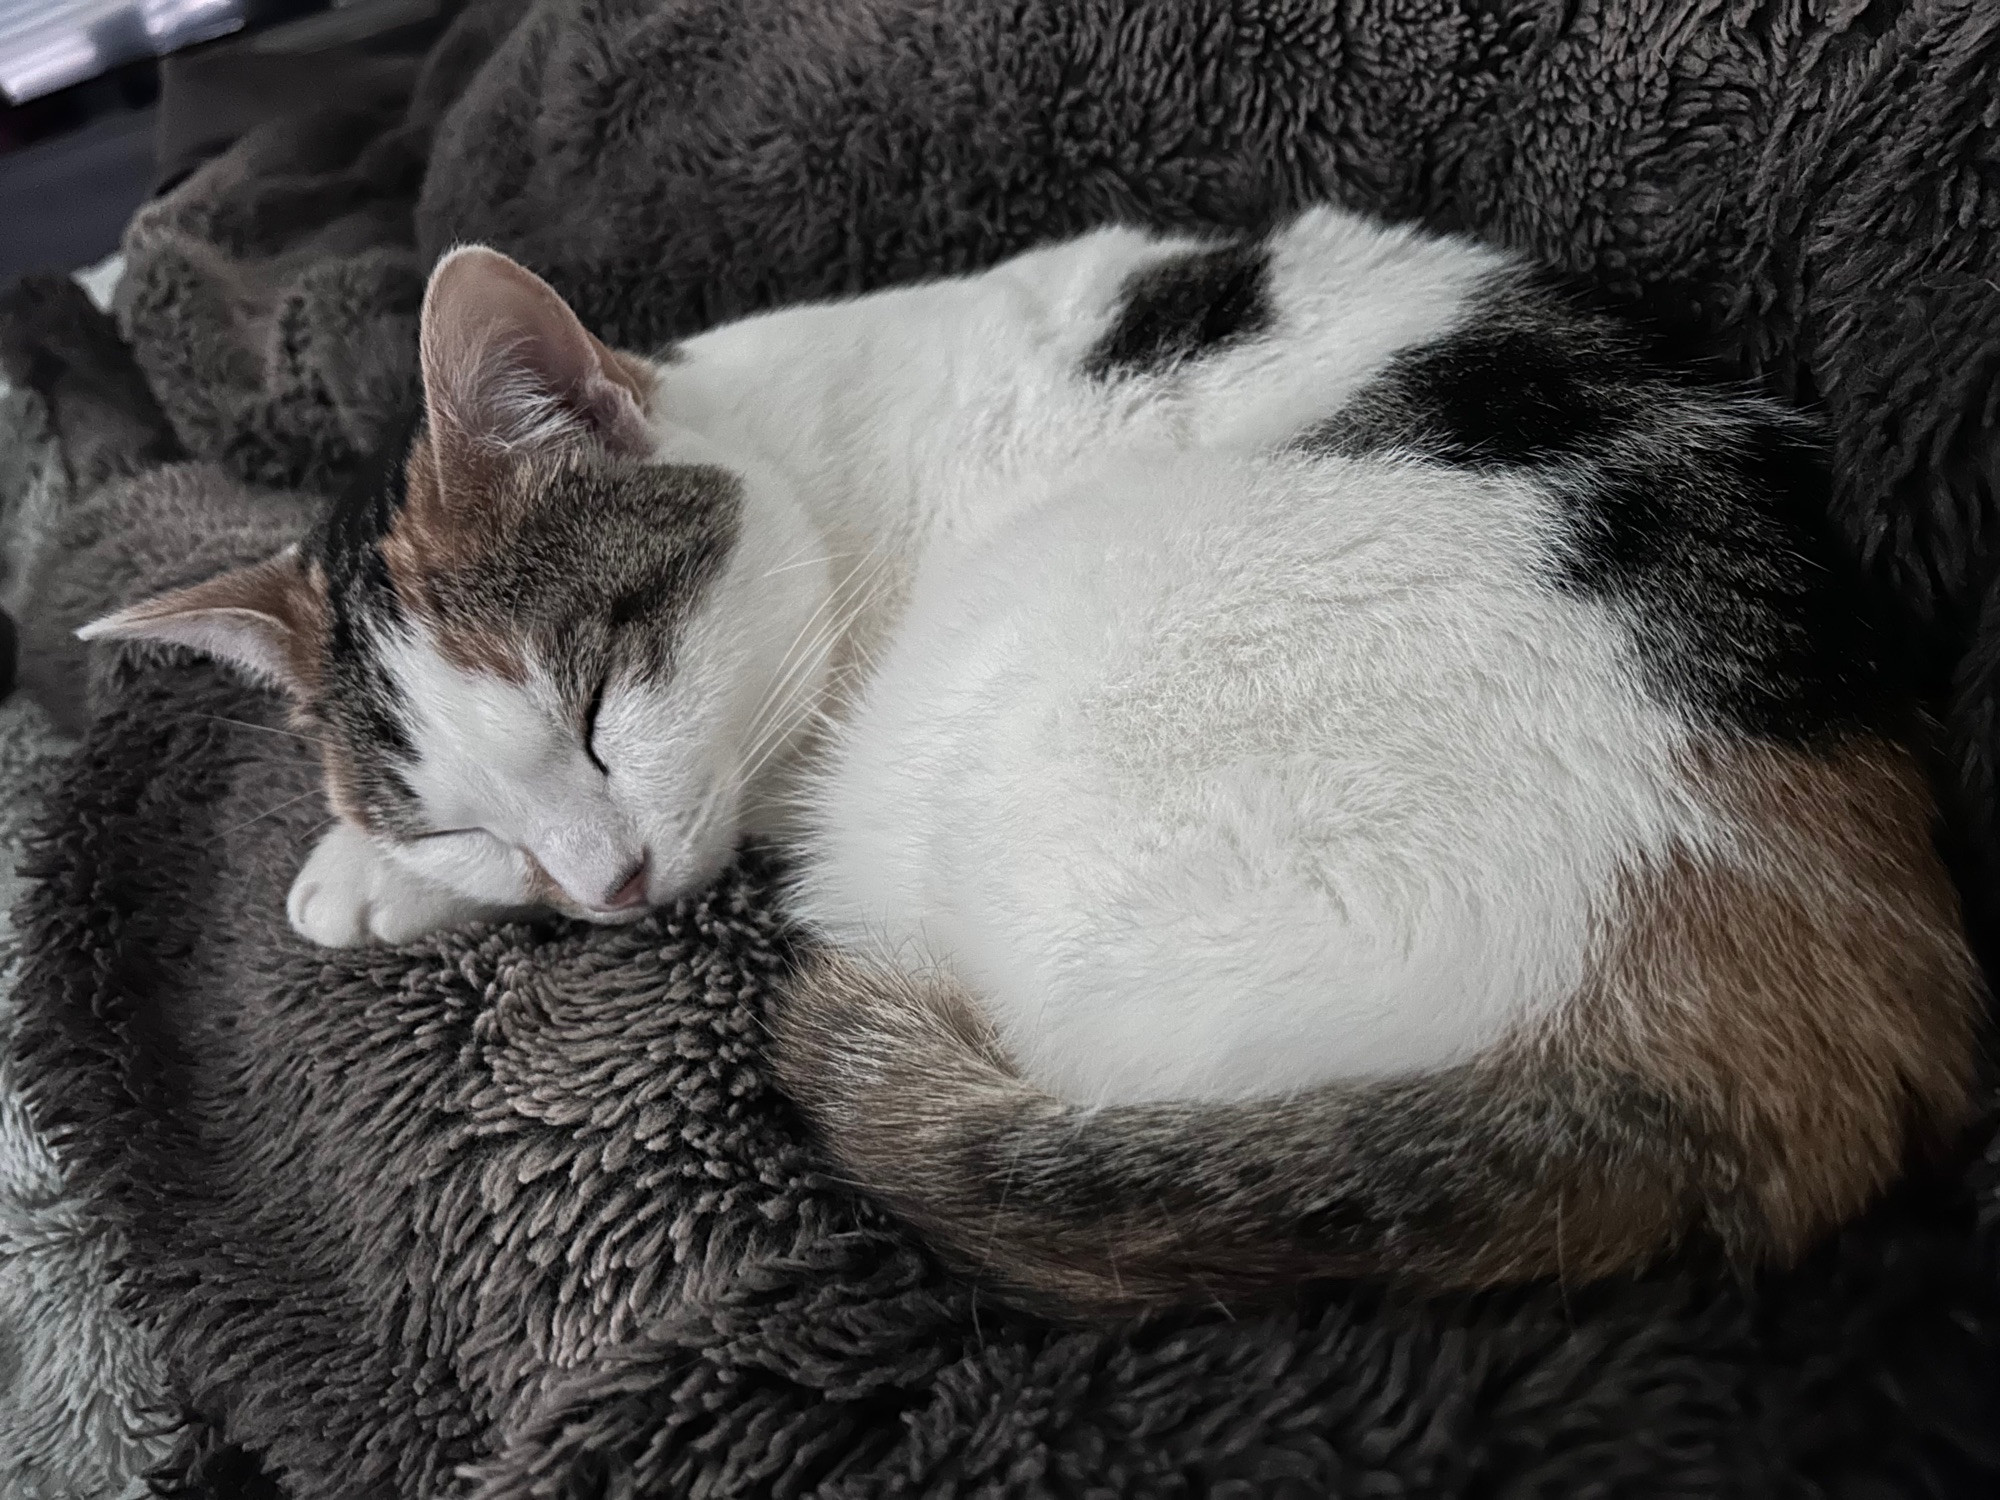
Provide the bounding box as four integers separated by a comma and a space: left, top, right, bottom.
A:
538, 823, 648, 915
600, 855, 650, 911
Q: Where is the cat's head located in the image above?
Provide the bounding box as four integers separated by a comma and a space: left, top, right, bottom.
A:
82, 247, 829, 922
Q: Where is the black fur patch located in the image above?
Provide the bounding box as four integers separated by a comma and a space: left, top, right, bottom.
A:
1550, 422, 1894, 742
1084, 244, 1275, 378
1312, 277, 1897, 745
1307, 319, 1638, 467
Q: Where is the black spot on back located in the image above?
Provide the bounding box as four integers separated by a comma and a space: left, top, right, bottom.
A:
1311, 322, 1638, 467
1551, 421, 1897, 742
1307, 274, 1903, 745
1084, 243, 1274, 379
1305, 281, 1647, 468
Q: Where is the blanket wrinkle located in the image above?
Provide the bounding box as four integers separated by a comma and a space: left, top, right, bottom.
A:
3, 1, 1999, 1496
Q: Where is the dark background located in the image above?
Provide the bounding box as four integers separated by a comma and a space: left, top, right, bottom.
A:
0, 0, 444, 279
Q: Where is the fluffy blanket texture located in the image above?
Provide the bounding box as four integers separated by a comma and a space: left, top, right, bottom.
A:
0, 282, 175, 1500
3, 1, 1999, 1494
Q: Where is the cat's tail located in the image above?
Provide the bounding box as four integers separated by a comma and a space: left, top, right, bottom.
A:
771, 952, 1739, 1317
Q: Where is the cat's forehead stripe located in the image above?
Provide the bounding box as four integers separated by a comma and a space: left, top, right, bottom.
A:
374, 434, 745, 702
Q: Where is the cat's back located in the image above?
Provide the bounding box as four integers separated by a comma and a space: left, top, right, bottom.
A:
801, 438, 1692, 1103
797, 209, 1973, 1123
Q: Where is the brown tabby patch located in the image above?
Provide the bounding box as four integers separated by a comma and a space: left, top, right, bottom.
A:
1576, 738, 1980, 1259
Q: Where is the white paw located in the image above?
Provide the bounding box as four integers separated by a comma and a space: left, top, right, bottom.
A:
287, 822, 505, 947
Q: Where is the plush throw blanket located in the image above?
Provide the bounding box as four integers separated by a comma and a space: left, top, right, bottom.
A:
5, 1, 1999, 1494
0, 280, 178, 1500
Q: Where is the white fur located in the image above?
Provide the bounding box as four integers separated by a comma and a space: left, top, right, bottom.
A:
794, 450, 1707, 1102
303, 208, 1726, 1107
288, 820, 510, 946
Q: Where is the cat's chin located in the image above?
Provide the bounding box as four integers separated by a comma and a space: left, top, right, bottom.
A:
558, 901, 658, 928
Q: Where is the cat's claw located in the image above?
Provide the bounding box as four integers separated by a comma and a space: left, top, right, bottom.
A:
287, 821, 503, 946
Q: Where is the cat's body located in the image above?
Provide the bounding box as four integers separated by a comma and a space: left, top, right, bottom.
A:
655, 217, 1691, 1105
85, 207, 1982, 1313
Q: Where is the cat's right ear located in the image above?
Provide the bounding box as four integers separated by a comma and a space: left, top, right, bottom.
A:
76, 545, 325, 697
418, 245, 654, 471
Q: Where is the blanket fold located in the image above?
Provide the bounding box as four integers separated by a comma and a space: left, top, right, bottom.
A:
5, 1, 1999, 1494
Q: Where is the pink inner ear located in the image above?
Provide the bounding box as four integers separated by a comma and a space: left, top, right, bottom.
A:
419, 247, 652, 459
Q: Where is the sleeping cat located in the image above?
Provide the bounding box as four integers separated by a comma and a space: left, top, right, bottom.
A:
84, 207, 1982, 1314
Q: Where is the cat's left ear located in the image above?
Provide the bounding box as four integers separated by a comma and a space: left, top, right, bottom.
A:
76, 545, 325, 696
418, 245, 654, 465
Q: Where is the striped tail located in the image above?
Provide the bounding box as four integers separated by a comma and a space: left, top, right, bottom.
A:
770, 952, 1738, 1318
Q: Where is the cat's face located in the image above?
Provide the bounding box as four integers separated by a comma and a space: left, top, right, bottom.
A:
82, 248, 829, 921
326, 439, 821, 921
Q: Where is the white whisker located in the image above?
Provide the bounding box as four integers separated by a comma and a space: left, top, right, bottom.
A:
189, 712, 329, 750
210, 787, 326, 842
736, 548, 897, 777
759, 548, 867, 580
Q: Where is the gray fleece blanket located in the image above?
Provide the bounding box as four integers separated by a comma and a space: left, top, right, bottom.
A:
5, 1, 2000, 1495
0, 286, 176, 1500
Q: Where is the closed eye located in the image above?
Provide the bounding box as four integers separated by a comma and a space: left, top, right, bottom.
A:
582, 678, 609, 774
412, 826, 484, 842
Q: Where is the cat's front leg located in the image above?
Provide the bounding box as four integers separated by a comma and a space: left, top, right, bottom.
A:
287, 821, 509, 946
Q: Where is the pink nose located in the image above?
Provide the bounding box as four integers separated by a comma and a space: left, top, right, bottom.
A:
601, 856, 650, 911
